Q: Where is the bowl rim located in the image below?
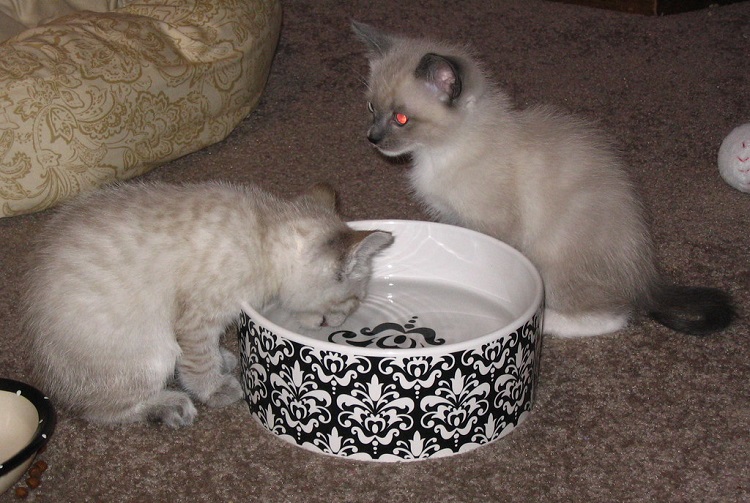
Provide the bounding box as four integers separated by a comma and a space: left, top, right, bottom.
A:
241, 219, 544, 358
0, 378, 56, 476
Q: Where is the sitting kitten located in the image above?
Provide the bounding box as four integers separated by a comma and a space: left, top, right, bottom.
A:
352, 21, 733, 337
23, 181, 393, 426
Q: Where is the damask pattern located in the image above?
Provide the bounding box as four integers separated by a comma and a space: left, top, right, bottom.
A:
328, 316, 445, 349
0, 0, 282, 217
238, 308, 543, 461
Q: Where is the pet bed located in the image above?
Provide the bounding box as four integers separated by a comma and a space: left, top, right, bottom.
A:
0, 0, 281, 217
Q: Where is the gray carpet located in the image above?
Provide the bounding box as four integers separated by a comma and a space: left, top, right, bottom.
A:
1, 1, 748, 501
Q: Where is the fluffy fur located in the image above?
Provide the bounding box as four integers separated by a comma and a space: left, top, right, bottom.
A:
352, 21, 733, 337
23, 181, 393, 426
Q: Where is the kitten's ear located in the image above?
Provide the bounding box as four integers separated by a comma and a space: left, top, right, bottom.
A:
351, 21, 393, 57
415, 53, 463, 104
342, 230, 394, 279
302, 182, 338, 211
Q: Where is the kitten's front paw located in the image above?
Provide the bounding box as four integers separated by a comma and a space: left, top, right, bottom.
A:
147, 391, 198, 428
205, 375, 243, 408
160, 403, 198, 428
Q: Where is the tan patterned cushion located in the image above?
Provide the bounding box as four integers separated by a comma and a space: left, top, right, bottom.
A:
0, 0, 281, 217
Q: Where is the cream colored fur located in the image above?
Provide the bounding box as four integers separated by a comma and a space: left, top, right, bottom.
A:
354, 22, 659, 338
23, 181, 392, 426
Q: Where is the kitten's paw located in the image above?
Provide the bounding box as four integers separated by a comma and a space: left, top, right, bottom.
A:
205, 375, 243, 408
219, 347, 238, 373
544, 309, 629, 337
146, 391, 198, 428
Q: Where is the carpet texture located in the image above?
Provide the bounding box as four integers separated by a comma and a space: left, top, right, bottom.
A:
1, 1, 748, 501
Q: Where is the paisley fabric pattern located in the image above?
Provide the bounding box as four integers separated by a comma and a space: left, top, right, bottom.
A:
0, 0, 281, 217
238, 308, 544, 461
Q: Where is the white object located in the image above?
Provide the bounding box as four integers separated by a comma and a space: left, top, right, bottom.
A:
0, 379, 55, 494
0, 391, 37, 494
239, 220, 544, 461
718, 123, 750, 193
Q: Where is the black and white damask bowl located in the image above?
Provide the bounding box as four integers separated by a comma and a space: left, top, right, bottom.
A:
238, 220, 544, 462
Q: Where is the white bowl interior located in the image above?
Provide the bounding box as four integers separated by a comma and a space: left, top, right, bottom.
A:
0, 391, 39, 493
260, 220, 543, 353
0, 391, 38, 462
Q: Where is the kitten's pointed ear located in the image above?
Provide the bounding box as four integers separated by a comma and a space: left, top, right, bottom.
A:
415, 53, 463, 104
302, 183, 338, 211
351, 21, 393, 57
343, 230, 394, 279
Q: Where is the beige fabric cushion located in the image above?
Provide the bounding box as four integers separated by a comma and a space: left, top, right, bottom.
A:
0, 0, 281, 217
0, 1, 127, 42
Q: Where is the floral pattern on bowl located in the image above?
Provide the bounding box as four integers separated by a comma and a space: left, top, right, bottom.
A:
238, 308, 542, 461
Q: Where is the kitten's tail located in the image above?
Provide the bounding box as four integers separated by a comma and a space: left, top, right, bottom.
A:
647, 285, 735, 336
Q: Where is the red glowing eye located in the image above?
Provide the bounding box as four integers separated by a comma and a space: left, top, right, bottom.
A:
394, 113, 409, 125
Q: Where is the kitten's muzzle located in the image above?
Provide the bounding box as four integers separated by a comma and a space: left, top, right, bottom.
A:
367, 131, 383, 145
367, 124, 386, 145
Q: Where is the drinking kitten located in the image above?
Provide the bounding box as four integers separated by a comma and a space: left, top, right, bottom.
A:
23, 181, 393, 426
352, 21, 733, 337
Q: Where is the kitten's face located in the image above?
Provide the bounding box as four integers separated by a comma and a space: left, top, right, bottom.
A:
354, 22, 467, 158
281, 264, 364, 329
278, 223, 393, 329
364, 59, 460, 157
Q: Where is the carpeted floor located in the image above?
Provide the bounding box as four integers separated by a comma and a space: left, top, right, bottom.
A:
1, 1, 748, 501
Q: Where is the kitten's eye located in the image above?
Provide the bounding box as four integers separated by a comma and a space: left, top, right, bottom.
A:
367, 101, 375, 114
394, 113, 409, 126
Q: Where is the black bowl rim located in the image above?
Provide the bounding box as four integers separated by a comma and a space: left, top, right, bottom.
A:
0, 378, 56, 476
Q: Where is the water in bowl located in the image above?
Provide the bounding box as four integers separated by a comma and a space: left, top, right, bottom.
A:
264, 279, 515, 349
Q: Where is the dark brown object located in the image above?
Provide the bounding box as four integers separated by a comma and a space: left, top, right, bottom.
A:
550, 0, 745, 15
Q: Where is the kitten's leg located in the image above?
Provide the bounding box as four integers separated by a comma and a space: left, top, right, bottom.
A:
82, 390, 197, 428
58, 333, 193, 426
176, 322, 243, 408
544, 308, 629, 337
220, 347, 238, 374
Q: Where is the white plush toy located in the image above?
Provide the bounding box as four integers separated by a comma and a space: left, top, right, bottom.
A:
718, 123, 750, 193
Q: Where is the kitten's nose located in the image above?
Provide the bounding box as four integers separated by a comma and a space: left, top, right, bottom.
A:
367, 127, 384, 145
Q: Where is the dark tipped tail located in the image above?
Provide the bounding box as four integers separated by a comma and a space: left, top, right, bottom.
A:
647, 285, 735, 336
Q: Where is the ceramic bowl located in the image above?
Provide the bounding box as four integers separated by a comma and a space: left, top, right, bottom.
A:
238, 220, 544, 461
0, 378, 55, 494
